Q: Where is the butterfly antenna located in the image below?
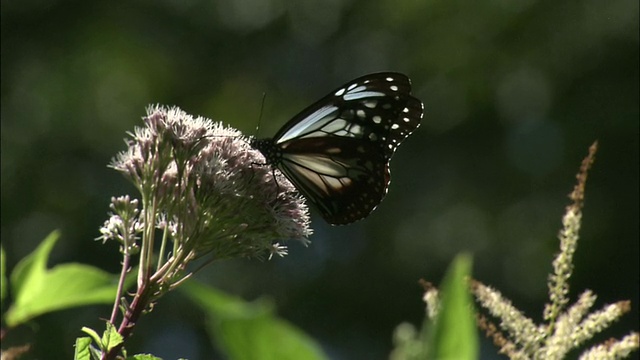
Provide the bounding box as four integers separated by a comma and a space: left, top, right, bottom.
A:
255, 92, 267, 138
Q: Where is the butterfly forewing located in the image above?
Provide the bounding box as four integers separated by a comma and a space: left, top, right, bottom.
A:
251, 72, 423, 225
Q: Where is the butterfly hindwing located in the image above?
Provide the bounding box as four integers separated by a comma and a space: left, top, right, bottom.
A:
278, 137, 388, 225
251, 72, 423, 225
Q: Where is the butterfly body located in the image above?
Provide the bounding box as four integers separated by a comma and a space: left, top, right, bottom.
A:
251, 72, 423, 225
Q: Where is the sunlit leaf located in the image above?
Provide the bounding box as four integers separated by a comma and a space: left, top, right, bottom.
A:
428, 253, 478, 360
1, 246, 7, 308
74, 337, 93, 360
181, 280, 327, 360
125, 354, 163, 360
101, 322, 124, 352
5, 231, 123, 327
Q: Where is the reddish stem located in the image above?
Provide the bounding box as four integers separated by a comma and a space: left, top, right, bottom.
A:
102, 279, 155, 360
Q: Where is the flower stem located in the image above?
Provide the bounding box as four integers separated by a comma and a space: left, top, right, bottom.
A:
109, 254, 131, 325
103, 279, 154, 360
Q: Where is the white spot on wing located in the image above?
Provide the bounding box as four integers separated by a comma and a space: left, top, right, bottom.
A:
323, 119, 348, 133
349, 124, 363, 135
364, 100, 378, 108
277, 105, 338, 143
343, 91, 385, 101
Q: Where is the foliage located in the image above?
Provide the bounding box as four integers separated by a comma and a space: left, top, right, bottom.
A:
472, 143, 639, 359
181, 281, 327, 360
3, 231, 124, 327
391, 254, 479, 360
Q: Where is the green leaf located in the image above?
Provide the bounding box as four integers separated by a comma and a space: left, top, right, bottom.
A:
428, 253, 478, 360
180, 280, 327, 360
1, 246, 7, 308
4, 231, 123, 327
125, 354, 163, 360
81, 326, 103, 348
90, 346, 103, 360
101, 322, 124, 352
74, 337, 93, 360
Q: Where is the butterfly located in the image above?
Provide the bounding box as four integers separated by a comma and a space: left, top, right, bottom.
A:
250, 72, 423, 225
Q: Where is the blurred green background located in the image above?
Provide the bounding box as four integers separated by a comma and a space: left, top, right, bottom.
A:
1, 0, 637, 359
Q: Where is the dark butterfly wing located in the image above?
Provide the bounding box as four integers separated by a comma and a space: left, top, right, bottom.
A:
252, 72, 423, 225
276, 136, 389, 224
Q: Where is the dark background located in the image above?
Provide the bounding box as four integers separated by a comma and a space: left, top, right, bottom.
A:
2, 0, 638, 359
